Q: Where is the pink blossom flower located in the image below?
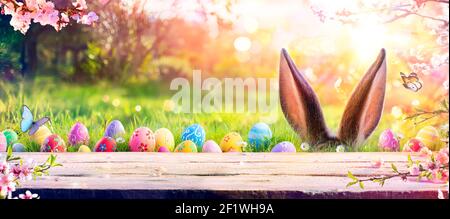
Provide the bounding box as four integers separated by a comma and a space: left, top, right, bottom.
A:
436, 151, 449, 166
73, 0, 88, 10
371, 157, 384, 168
0, 173, 16, 194
18, 190, 39, 199
11, 160, 33, 181
409, 164, 421, 176
419, 147, 432, 157
80, 11, 99, 25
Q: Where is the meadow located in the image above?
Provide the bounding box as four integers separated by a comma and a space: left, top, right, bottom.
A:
0, 78, 392, 153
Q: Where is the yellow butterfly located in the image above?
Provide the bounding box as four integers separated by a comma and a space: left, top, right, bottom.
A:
400, 72, 423, 92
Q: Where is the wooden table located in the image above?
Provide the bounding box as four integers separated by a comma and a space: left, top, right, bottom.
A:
7, 152, 448, 199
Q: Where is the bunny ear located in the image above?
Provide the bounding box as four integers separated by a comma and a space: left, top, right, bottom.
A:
279, 49, 332, 145
338, 49, 387, 146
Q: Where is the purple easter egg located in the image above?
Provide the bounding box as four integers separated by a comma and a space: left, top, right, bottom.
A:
158, 146, 170, 152
104, 120, 125, 139
378, 129, 400, 151
68, 122, 90, 146
271, 141, 296, 153
202, 140, 222, 153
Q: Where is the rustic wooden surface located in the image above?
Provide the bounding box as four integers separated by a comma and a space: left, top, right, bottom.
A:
4, 152, 448, 199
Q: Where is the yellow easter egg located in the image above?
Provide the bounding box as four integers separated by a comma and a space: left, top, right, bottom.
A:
174, 140, 197, 153
30, 125, 52, 146
78, 145, 91, 152
154, 128, 175, 152
416, 126, 441, 151
220, 132, 245, 152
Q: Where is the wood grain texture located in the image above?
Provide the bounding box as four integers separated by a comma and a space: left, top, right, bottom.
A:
4, 152, 447, 199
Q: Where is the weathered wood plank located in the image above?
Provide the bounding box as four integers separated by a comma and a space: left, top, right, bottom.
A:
3, 152, 447, 199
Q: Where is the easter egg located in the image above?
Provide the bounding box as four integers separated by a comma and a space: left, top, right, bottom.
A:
403, 138, 425, 152
40, 134, 66, 152
378, 129, 399, 151
181, 124, 205, 152
78, 145, 91, 152
158, 146, 170, 152
2, 129, 18, 146
12, 143, 26, 152
202, 140, 222, 153
30, 125, 52, 146
248, 123, 272, 151
416, 126, 441, 151
0, 132, 7, 152
94, 137, 117, 152
155, 128, 175, 152
271, 141, 296, 153
104, 120, 126, 139
129, 127, 156, 152
174, 140, 198, 153
68, 122, 90, 146
220, 132, 245, 152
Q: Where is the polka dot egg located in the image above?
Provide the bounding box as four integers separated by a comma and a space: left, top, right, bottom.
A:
68, 122, 90, 146
95, 137, 117, 152
271, 141, 296, 153
174, 140, 198, 153
220, 132, 245, 152
181, 124, 205, 152
41, 134, 66, 152
129, 127, 156, 152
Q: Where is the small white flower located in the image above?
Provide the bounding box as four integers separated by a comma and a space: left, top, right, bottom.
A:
300, 142, 310, 151
336, 145, 346, 152
437, 189, 444, 199
116, 137, 125, 144
18, 190, 39, 199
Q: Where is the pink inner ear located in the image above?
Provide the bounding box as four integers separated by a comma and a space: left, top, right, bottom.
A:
338, 49, 387, 146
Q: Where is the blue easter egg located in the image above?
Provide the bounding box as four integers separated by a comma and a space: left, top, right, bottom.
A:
248, 122, 272, 151
271, 141, 296, 153
104, 120, 126, 139
181, 124, 206, 152
12, 143, 26, 152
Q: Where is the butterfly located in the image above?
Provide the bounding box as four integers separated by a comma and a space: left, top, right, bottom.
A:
400, 72, 423, 92
21, 105, 50, 135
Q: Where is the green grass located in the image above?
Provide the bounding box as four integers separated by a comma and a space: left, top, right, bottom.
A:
0, 78, 388, 152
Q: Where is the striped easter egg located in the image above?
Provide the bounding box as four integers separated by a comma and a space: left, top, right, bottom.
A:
416, 126, 442, 151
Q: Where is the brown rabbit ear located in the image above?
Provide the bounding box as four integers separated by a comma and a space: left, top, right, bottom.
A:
338, 49, 387, 146
279, 49, 332, 146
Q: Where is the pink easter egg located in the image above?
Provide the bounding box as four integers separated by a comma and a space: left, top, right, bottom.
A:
202, 140, 222, 153
158, 146, 170, 152
0, 132, 7, 152
129, 127, 156, 152
378, 129, 399, 151
68, 122, 90, 146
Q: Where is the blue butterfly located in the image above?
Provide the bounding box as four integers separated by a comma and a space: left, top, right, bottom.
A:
21, 105, 50, 135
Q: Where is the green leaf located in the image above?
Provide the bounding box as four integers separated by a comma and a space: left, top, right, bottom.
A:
347, 171, 357, 181
346, 181, 358, 188
391, 164, 398, 173
407, 155, 413, 167
359, 182, 365, 189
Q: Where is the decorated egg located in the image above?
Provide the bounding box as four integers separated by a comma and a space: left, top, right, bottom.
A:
158, 146, 170, 152
416, 126, 441, 151
0, 132, 7, 152
30, 125, 52, 146
68, 122, 90, 146
155, 128, 175, 152
271, 141, 296, 153
403, 138, 425, 152
40, 134, 66, 152
220, 132, 245, 152
248, 122, 272, 151
2, 129, 18, 146
78, 145, 91, 152
95, 137, 117, 152
202, 140, 222, 153
378, 129, 399, 151
12, 143, 26, 152
181, 124, 205, 152
104, 120, 126, 139
174, 140, 198, 153
129, 127, 156, 152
